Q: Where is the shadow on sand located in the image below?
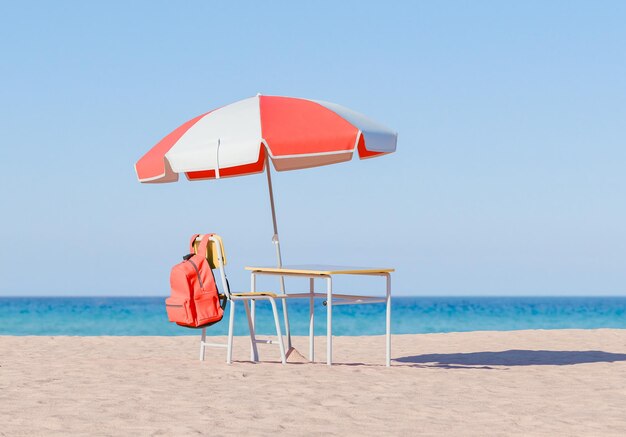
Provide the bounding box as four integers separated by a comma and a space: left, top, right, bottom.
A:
394, 350, 626, 369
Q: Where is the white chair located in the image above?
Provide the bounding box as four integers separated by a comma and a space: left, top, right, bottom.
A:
193, 234, 287, 364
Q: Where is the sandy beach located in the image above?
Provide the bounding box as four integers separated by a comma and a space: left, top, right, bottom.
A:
2, 329, 626, 436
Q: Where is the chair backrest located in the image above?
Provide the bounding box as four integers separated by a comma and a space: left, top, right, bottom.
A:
192, 234, 227, 269
193, 234, 230, 298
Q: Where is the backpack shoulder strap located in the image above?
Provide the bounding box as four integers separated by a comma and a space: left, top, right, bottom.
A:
194, 233, 214, 260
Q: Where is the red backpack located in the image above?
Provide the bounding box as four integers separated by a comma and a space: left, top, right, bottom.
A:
165, 234, 226, 328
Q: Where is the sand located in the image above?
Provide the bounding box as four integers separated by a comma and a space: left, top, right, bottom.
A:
1, 329, 626, 436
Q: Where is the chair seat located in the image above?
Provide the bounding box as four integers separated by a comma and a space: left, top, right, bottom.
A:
231, 291, 287, 298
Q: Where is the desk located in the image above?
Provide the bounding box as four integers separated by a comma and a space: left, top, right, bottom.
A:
245, 265, 393, 366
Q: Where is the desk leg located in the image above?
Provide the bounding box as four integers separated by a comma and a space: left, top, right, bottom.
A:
326, 276, 332, 366
250, 273, 258, 362
386, 273, 391, 367
309, 278, 315, 362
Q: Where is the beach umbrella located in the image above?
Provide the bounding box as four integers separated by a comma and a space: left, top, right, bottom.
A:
135, 94, 397, 345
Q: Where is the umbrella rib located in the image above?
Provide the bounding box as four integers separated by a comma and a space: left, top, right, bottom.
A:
215, 138, 221, 179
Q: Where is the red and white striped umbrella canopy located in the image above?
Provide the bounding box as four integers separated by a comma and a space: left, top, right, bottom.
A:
135, 95, 397, 183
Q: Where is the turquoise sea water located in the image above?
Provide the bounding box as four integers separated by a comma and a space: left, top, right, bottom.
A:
1, 297, 626, 336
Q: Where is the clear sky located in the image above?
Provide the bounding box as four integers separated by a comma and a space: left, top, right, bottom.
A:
0, 1, 624, 296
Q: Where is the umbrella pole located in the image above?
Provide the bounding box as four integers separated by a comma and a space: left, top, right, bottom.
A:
265, 160, 292, 350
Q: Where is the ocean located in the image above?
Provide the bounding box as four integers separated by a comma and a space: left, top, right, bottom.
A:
1, 297, 626, 336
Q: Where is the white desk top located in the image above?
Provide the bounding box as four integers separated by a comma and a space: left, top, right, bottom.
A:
245, 264, 394, 275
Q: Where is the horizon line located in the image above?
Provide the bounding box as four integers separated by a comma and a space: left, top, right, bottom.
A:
2, 295, 626, 298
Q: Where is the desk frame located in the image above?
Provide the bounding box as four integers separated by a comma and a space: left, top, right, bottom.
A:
248, 267, 392, 367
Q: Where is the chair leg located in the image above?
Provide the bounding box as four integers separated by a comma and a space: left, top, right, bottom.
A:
268, 297, 286, 364
227, 300, 235, 364
250, 299, 257, 361
281, 294, 292, 350
243, 300, 259, 362
200, 327, 206, 361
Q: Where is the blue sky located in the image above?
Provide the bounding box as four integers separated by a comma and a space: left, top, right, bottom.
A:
0, 1, 624, 296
